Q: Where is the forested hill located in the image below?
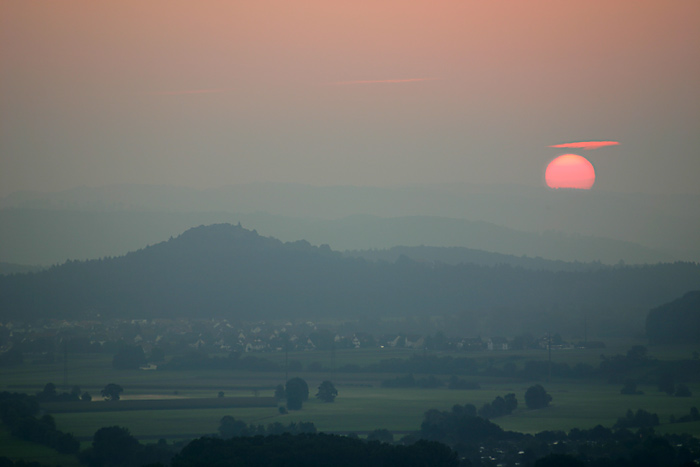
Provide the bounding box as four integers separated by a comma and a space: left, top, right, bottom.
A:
1, 223, 699, 336
646, 290, 700, 344
344, 246, 607, 272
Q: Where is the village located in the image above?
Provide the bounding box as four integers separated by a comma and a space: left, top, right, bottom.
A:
0, 317, 589, 368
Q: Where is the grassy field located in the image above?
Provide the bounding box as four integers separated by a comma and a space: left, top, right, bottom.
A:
0, 427, 82, 467
45, 380, 700, 442
2, 341, 699, 462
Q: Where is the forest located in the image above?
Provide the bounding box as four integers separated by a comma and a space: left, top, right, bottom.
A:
1, 224, 699, 338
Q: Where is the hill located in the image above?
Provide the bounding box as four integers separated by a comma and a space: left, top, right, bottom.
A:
1, 224, 699, 337
344, 245, 608, 272
2, 183, 698, 262
0, 208, 676, 267
0, 262, 43, 275
646, 291, 700, 344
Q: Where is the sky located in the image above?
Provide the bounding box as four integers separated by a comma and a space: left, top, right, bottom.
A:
1, 0, 699, 198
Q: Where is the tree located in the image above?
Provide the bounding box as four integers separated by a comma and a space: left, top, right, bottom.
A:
285, 377, 309, 410
367, 428, 394, 443
614, 409, 660, 429
534, 453, 585, 467
525, 384, 552, 409
626, 345, 649, 362
218, 416, 248, 438
691, 407, 700, 420
101, 383, 124, 401
620, 380, 643, 395
504, 393, 518, 412
315, 381, 338, 403
89, 426, 141, 466
675, 384, 692, 397
54, 431, 80, 454
478, 393, 517, 419
37, 382, 57, 402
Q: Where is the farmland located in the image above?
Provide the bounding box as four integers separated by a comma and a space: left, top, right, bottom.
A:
3, 340, 699, 452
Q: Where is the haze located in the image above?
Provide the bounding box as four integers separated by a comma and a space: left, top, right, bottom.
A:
2, 0, 700, 196
3, 3, 700, 464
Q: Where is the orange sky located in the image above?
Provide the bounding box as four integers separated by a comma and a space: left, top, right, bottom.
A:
1, 0, 699, 195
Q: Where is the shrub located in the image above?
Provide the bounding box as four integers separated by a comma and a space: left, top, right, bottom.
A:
525, 384, 552, 409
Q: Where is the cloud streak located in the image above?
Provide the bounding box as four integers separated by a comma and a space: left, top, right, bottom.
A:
152, 88, 227, 96
332, 78, 436, 85
549, 141, 620, 150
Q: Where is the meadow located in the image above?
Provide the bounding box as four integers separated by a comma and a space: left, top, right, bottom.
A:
2, 340, 699, 465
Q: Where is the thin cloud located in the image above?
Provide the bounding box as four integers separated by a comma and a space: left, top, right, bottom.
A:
549, 141, 620, 150
152, 88, 227, 96
332, 78, 437, 85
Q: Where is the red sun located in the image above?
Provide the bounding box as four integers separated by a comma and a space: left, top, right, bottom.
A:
545, 154, 595, 189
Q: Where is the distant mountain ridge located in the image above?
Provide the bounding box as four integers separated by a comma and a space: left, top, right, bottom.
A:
0, 208, 677, 267
344, 246, 607, 272
2, 183, 698, 262
1, 223, 699, 337
0, 262, 43, 275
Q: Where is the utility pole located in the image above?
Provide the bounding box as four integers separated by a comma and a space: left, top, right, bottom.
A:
547, 332, 552, 383
63, 339, 68, 388
331, 340, 336, 382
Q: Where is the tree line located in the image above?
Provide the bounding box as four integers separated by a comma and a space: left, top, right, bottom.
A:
1, 224, 698, 338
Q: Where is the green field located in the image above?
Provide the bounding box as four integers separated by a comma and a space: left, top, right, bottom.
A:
42, 380, 700, 442
2, 342, 700, 464
0, 427, 82, 467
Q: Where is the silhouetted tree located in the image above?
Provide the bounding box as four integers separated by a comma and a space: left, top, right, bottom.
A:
36, 383, 57, 402
525, 384, 552, 409
534, 453, 585, 467
626, 345, 649, 362
614, 409, 659, 429
285, 377, 309, 410
315, 381, 338, 402
101, 383, 124, 401
171, 433, 459, 467
0, 392, 39, 424
675, 384, 692, 397
218, 416, 248, 438
478, 393, 517, 419
367, 428, 394, 443
620, 380, 643, 395
87, 426, 141, 466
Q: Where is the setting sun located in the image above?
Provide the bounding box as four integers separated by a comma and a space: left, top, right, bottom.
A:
545, 154, 595, 190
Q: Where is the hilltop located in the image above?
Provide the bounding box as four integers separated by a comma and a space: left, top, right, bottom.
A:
1, 224, 698, 337
2, 182, 697, 266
